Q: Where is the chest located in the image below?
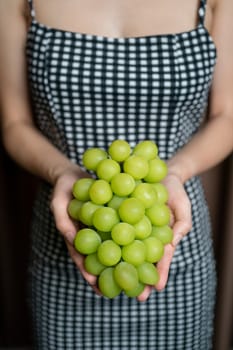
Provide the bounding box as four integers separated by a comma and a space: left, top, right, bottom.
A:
31, 0, 214, 38
25, 11, 217, 159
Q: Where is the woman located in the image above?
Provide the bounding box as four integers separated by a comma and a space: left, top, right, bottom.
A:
0, 0, 232, 349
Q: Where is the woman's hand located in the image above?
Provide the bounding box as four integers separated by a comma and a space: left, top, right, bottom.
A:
50, 164, 191, 301
137, 172, 192, 302
50, 165, 102, 296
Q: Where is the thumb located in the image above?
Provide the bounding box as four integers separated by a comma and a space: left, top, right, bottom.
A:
50, 194, 78, 244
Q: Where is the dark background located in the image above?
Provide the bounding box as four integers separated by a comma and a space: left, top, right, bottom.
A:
0, 142, 232, 350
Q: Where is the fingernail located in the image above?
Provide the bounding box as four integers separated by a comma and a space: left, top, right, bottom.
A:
172, 233, 183, 246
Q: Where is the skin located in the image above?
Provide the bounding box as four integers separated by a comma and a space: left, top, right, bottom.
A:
0, 0, 233, 302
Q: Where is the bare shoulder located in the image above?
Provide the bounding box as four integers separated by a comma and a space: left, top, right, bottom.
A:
210, 0, 233, 13
0, 0, 28, 25
208, 0, 217, 9
0, 0, 24, 14
0, 0, 31, 45
207, 0, 233, 118
0, 0, 34, 130
207, 0, 233, 34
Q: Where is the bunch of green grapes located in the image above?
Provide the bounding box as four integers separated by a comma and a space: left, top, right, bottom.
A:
68, 140, 173, 298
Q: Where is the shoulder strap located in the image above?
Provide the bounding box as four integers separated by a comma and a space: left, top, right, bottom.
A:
27, 0, 36, 19
198, 0, 207, 26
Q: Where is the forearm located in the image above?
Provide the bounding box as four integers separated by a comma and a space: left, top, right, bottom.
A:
2, 121, 81, 185
167, 115, 233, 183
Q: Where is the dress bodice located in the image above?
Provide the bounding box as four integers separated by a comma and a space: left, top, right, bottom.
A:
26, 0, 217, 164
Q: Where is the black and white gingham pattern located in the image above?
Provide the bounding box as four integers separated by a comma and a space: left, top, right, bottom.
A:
26, 0, 217, 348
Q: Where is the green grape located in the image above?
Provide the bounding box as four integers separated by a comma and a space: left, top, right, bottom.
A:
108, 140, 131, 162
93, 207, 119, 232
113, 262, 139, 291
67, 198, 83, 220
89, 179, 113, 205
74, 228, 101, 255
135, 180, 143, 185
133, 216, 152, 239
111, 173, 136, 197
133, 140, 158, 160
82, 148, 108, 171
150, 225, 173, 244
131, 182, 157, 208
121, 240, 146, 266
111, 222, 136, 246
97, 240, 122, 266
118, 198, 145, 225
124, 282, 145, 297
98, 267, 122, 298
79, 201, 101, 226
151, 183, 169, 204
107, 195, 126, 210
123, 155, 149, 180
143, 237, 164, 263
97, 231, 112, 241
72, 178, 95, 202
146, 203, 170, 226
144, 158, 168, 183
137, 262, 159, 285
96, 158, 121, 182
84, 253, 106, 275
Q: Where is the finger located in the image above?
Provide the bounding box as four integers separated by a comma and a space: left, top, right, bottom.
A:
137, 285, 153, 302
66, 240, 97, 286
92, 285, 102, 296
155, 243, 175, 291
170, 198, 192, 247
169, 209, 175, 227
50, 191, 77, 243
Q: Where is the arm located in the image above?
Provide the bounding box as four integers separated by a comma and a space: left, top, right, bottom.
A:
0, 0, 99, 291
167, 0, 233, 181
0, 1, 80, 185
139, 0, 233, 300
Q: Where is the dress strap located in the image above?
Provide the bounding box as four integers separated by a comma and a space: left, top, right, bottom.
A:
198, 0, 207, 26
27, 0, 36, 19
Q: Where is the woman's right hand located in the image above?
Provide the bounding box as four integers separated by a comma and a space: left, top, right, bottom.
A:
50, 165, 102, 296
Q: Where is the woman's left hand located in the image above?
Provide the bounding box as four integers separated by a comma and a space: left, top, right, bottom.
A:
137, 173, 192, 302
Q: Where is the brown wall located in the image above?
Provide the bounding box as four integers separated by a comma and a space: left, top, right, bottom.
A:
0, 141, 232, 349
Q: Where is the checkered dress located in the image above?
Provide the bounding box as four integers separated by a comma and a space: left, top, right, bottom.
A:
26, 0, 217, 349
